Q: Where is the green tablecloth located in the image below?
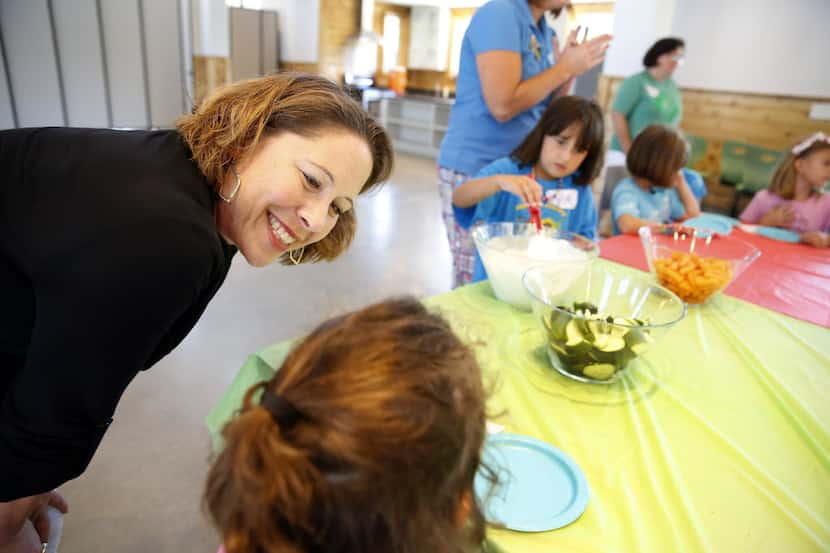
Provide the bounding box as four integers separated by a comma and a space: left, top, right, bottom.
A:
207, 260, 830, 552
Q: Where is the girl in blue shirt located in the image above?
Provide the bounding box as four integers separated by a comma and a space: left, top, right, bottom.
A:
437, 0, 612, 287
610, 124, 701, 235
452, 95, 605, 282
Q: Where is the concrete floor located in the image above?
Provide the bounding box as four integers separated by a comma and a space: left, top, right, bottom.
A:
59, 153, 451, 553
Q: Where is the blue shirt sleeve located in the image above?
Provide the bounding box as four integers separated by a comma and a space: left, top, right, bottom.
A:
467, 1, 521, 54
572, 188, 598, 240
611, 180, 642, 221
472, 194, 498, 226
682, 168, 707, 200
476, 156, 518, 179
669, 188, 686, 220
453, 157, 520, 230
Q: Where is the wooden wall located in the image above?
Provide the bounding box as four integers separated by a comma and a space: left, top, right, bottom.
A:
317, 0, 361, 81
193, 55, 229, 105
597, 75, 830, 151
280, 62, 321, 74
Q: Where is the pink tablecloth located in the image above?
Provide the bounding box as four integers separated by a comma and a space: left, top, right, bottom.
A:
600, 228, 830, 328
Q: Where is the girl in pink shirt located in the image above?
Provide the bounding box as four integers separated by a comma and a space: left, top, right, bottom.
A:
740, 132, 830, 247
206, 298, 488, 553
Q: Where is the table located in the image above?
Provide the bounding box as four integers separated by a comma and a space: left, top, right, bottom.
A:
599, 228, 830, 328
207, 260, 830, 553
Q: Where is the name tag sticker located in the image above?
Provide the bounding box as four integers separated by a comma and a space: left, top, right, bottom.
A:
546, 189, 578, 210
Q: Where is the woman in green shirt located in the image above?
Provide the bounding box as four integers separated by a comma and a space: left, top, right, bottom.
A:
610, 37, 685, 154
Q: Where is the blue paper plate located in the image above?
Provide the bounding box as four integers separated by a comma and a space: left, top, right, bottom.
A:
474, 433, 590, 532
755, 226, 801, 243
683, 213, 739, 235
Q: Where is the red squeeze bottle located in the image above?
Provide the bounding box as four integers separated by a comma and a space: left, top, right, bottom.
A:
528, 169, 542, 232
529, 205, 542, 232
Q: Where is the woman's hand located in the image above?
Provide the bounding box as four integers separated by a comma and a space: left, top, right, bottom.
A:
476, 29, 609, 122
552, 29, 579, 97
0, 520, 41, 553
496, 175, 543, 206
557, 34, 612, 77
0, 492, 68, 552
800, 231, 829, 247
759, 205, 796, 228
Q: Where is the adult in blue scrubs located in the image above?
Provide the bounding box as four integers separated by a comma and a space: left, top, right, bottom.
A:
437, 0, 611, 287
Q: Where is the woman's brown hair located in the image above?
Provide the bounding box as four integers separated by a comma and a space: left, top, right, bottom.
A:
512, 95, 605, 185
205, 297, 488, 553
177, 72, 394, 264
626, 124, 688, 188
768, 140, 830, 200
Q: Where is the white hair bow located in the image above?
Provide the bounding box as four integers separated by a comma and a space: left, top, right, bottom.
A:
792, 132, 830, 156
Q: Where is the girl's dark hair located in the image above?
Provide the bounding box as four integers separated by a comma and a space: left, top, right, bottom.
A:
205, 297, 488, 553
626, 125, 688, 188
643, 37, 685, 67
512, 95, 605, 185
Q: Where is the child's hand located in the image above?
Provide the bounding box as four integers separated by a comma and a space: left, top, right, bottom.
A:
671, 170, 687, 189
759, 205, 796, 228
497, 175, 543, 206
800, 231, 829, 247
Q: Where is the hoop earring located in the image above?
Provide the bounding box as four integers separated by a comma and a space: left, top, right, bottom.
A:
289, 246, 305, 265
218, 166, 242, 203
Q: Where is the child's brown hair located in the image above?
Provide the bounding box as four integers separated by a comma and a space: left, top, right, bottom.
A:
768, 138, 830, 199
205, 297, 487, 553
626, 124, 688, 188
512, 95, 605, 185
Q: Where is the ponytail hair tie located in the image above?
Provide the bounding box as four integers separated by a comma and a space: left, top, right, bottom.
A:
792, 132, 830, 156
260, 388, 305, 427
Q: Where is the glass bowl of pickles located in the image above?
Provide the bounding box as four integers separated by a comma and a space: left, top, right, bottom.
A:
523, 264, 687, 383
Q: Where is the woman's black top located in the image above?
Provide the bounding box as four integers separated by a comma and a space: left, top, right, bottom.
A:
0, 128, 236, 500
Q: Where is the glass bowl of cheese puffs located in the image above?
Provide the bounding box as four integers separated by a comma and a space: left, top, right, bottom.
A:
638, 225, 761, 304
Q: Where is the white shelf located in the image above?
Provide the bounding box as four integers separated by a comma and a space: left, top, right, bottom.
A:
379, 96, 453, 160
385, 116, 448, 132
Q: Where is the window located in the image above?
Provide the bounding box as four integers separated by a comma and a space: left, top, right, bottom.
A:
382, 12, 401, 73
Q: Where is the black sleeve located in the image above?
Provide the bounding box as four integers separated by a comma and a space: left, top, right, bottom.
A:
0, 220, 218, 500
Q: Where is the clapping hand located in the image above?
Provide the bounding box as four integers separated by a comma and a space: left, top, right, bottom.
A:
556, 26, 612, 77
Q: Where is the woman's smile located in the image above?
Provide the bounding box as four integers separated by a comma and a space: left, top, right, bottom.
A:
267, 211, 298, 251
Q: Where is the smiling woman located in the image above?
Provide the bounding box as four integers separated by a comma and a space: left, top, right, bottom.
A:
178, 73, 394, 266
0, 72, 393, 550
